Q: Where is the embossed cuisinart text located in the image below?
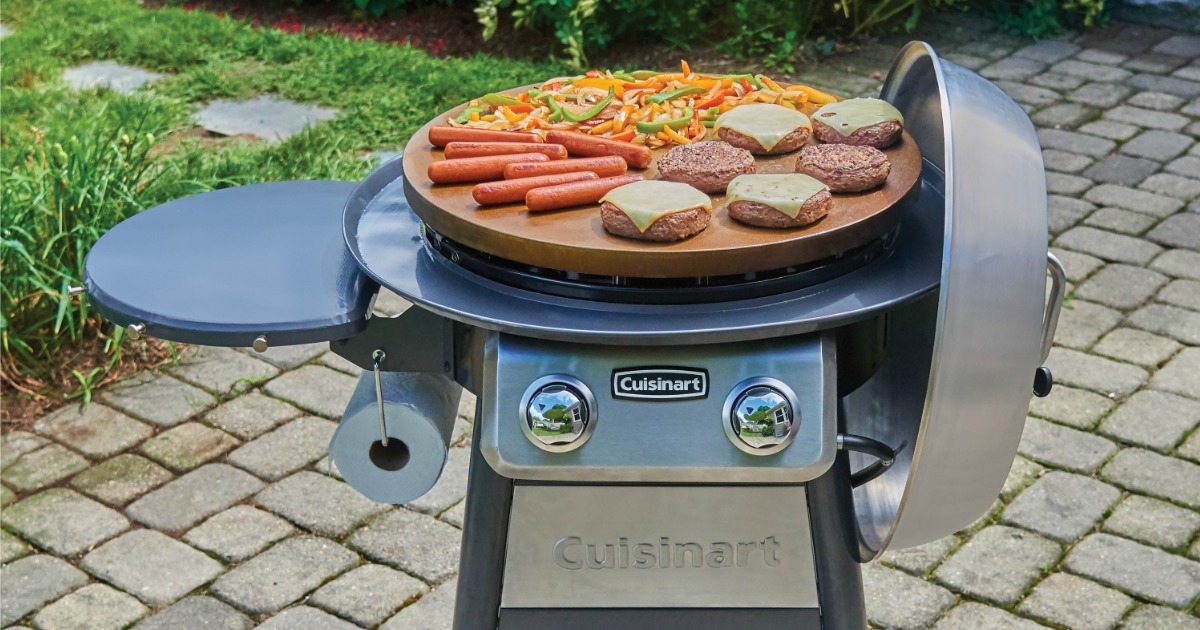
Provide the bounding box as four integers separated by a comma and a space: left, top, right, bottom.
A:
552, 536, 782, 569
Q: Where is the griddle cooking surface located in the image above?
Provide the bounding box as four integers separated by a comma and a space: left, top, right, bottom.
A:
401, 87, 922, 279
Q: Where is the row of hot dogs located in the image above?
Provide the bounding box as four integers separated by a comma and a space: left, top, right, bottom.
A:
425, 125, 653, 212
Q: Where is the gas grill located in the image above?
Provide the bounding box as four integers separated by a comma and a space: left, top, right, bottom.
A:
83, 42, 1065, 629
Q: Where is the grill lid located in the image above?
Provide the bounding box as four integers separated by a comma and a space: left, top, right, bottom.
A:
84, 181, 376, 348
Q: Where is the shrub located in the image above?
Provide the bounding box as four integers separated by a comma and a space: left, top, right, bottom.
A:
987, 0, 1108, 38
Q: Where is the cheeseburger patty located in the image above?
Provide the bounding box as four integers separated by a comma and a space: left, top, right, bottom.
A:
601, 203, 710, 241
727, 189, 833, 228
812, 118, 902, 149
717, 126, 810, 155
795, 144, 891, 193
657, 141, 756, 193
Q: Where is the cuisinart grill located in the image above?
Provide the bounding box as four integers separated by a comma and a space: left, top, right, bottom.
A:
83, 43, 1066, 629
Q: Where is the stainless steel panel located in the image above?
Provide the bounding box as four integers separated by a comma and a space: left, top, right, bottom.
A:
479, 332, 836, 483
501, 486, 818, 609
848, 42, 1048, 555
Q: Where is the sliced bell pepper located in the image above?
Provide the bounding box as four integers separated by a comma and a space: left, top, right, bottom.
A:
680, 60, 691, 76
629, 70, 661, 80
585, 69, 604, 78
611, 71, 635, 82
571, 77, 625, 97
707, 106, 720, 117
757, 75, 784, 92
696, 89, 735, 111
546, 98, 565, 123
636, 107, 694, 134
609, 129, 637, 143
663, 125, 690, 144
481, 93, 524, 107
454, 104, 488, 124
560, 87, 615, 123
647, 85, 706, 104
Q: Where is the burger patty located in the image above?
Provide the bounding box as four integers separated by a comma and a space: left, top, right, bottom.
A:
601, 203, 710, 241
717, 126, 811, 155
812, 119, 902, 149
727, 189, 832, 228
795, 144, 891, 193
657, 141, 756, 193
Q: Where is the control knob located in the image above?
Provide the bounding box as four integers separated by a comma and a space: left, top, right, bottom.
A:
723, 377, 799, 456
520, 375, 597, 452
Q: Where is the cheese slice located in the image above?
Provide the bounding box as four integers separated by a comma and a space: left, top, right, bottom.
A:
600, 180, 712, 232
813, 98, 904, 137
726, 174, 829, 219
713, 104, 812, 152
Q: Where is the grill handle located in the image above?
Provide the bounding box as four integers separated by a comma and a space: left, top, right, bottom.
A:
838, 434, 901, 488
1040, 252, 1067, 365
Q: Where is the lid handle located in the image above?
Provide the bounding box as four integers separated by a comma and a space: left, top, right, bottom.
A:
1040, 252, 1067, 364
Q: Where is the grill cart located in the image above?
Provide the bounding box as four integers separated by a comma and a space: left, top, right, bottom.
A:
83, 42, 1065, 629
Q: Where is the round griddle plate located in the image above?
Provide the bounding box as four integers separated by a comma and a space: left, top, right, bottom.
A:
401, 88, 922, 278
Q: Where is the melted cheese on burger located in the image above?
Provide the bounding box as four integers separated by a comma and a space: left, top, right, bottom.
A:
726, 174, 829, 219
813, 98, 904, 136
713, 104, 812, 152
600, 180, 712, 232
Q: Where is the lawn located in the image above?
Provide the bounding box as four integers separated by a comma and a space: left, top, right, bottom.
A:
0, 0, 564, 409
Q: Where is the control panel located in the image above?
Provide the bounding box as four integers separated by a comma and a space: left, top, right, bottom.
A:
480, 331, 836, 483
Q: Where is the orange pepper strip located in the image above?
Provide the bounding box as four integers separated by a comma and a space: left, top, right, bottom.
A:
681, 60, 691, 76
760, 75, 784, 92
787, 84, 840, 104
589, 121, 615, 135
679, 78, 719, 89
663, 125, 690, 145
572, 77, 625, 98
609, 129, 637, 143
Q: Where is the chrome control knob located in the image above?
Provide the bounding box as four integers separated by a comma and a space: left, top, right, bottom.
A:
520, 375, 597, 452
724, 378, 799, 456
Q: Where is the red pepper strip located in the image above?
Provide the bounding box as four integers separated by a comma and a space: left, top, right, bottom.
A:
585, 70, 603, 78
517, 92, 529, 103
739, 77, 753, 92
696, 89, 734, 111
609, 129, 636, 142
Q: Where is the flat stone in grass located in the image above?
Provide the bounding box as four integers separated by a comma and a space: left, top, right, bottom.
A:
33, 584, 148, 630
255, 606, 360, 630
440, 500, 465, 529
1, 484, 13, 507
1093, 328, 1181, 367
126, 463, 264, 533
1044, 347, 1147, 397
1128, 303, 1200, 345
1047, 195, 1095, 235
1121, 129, 1194, 162
1120, 604, 1200, 629
380, 577, 458, 630
1179, 430, 1200, 464
310, 564, 428, 627
1083, 208, 1156, 235
1, 488, 128, 556
1166, 155, 1200, 179
1153, 34, 1200, 57
203, 391, 300, 440
102, 373, 216, 427
1016, 572, 1132, 630
1051, 300, 1121, 349
862, 562, 956, 630
1046, 172, 1093, 195
1064, 533, 1200, 607
934, 525, 1060, 606
1101, 447, 1200, 508
1001, 471, 1119, 542
406, 446, 470, 516
139, 422, 239, 472
1128, 73, 1200, 99
209, 536, 358, 615
171, 346, 279, 394
226, 416, 336, 480
980, 56, 1046, 80
1147, 213, 1200, 251
32, 403, 152, 460
1, 529, 29, 563
1141, 173, 1200, 201
1078, 119, 1140, 141
1102, 495, 1200, 550
1100, 390, 1200, 451
1076, 264, 1169, 310
254, 470, 389, 536
0, 556, 89, 627
880, 535, 960, 576
1083, 184, 1184, 217
194, 95, 337, 142
1, 430, 48, 467
1050, 248, 1103, 283
1001, 456, 1045, 501
1104, 105, 1190, 131
1028, 385, 1114, 429
131, 596, 251, 630
348, 509, 463, 583
933, 603, 1044, 629
1018, 417, 1117, 473
1043, 149, 1093, 174
1039, 129, 1115, 157
1058, 228, 1165, 268
1054, 60, 1132, 82
183, 505, 296, 563
262, 365, 358, 418
1151, 347, 1200, 399
62, 61, 164, 93
69, 454, 172, 507
83, 529, 223, 606
1032, 103, 1098, 129
1127, 91, 1186, 111
2, 444, 89, 491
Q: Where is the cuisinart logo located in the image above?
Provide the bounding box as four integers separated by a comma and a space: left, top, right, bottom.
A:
611, 367, 708, 401
553, 536, 782, 570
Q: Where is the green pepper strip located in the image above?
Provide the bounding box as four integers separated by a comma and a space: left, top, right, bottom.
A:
545, 98, 565, 123
481, 93, 524, 107
629, 70, 661, 80
636, 107, 694, 134
702, 120, 716, 127
611, 71, 635, 81
560, 87, 615, 123
647, 85, 706, 104
454, 105, 488, 124
711, 73, 765, 89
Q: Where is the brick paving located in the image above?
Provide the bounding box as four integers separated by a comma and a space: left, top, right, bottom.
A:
3, 17, 1200, 630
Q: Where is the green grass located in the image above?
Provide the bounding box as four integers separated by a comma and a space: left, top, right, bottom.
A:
0, 0, 564, 393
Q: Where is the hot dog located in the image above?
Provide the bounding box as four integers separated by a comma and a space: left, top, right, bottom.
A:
428, 126, 543, 148
525, 174, 646, 212
427, 153, 549, 184
503, 156, 628, 180
472, 172, 598, 205
445, 142, 568, 160
544, 131, 653, 169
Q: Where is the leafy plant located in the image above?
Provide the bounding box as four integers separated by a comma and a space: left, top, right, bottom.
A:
987, 0, 1108, 38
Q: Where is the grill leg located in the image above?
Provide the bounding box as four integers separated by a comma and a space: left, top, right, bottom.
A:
808, 451, 868, 630
453, 406, 514, 630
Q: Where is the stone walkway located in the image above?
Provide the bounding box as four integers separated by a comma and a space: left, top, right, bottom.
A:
3, 19, 1200, 630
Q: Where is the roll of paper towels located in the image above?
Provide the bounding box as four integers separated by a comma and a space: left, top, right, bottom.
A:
331, 370, 462, 504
